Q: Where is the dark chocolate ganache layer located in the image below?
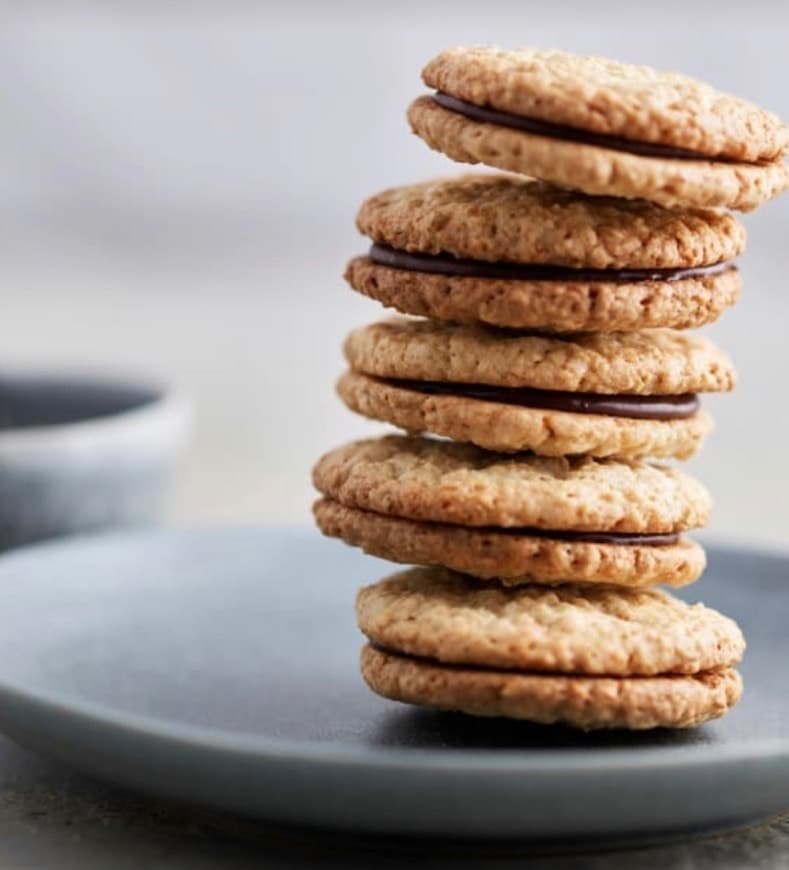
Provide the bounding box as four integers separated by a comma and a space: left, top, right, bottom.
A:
488, 527, 680, 546
432, 91, 734, 162
369, 244, 735, 284
384, 378, 700, 421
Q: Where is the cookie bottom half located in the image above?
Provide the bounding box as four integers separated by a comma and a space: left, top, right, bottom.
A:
345, 256, 741, 333
338, 370, 712, 460
361, 645, 742, 731
315, 498, 705, 588
407, 95, 788, 212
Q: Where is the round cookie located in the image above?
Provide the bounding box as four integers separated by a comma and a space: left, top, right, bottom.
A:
422, 46, 789, 162
348, 174, 744, 331
312, 435, 712, 533
356, 567, 745, 676
361, 645, 743, 730
337, 370, 713, 459
409, 47, 789, 211
344, 319, 736, 394
422, 47, 788, 162
314, 498, 706, 588
340, 319, 732, 458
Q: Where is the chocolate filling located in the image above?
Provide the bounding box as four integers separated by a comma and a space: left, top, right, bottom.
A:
432, 91, 733, 162
368, 641, 512, 673
483, 527, 680, 546
369, 244, 735, 284
383, 378, 700, 421
367, 642, 679, 675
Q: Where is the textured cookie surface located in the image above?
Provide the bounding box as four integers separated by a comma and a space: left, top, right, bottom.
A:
338, 370, 712, 459
312, 435, 712, 533
315, 498, 706, 588
356, 175, 746, 268
362, 646, 742, 730
408, 97, 789, 212
346, 256, 741, 332
344, 318, 737, 394
357, 567, 744, 675
422, 47, 788, 162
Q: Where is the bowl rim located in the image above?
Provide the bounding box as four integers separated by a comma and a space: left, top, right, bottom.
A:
0, 368, 190, 453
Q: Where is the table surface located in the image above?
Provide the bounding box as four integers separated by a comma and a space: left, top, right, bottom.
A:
0, 734, 782, 870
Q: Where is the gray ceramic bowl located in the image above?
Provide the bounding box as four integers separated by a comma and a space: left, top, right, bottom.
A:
0, 371, 190, 550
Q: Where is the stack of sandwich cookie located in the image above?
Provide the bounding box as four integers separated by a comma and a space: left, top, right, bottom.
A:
313, 46, 787, 730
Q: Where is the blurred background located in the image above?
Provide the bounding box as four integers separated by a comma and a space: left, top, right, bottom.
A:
0, 1, 786, 546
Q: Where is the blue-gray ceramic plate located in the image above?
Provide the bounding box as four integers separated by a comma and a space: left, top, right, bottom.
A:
0, 528, 783, 840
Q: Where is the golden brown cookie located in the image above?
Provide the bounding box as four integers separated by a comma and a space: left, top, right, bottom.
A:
340, 319, 731, 458
348, 174, 744, 331
361, 645, 742, 730
409, 62, 789, 211
422, 47, 788, 162
410, 47, 788, 211
314, 498, 706, 588
356, 568, 745, 676
343, 319, 736, 394
312, 435, 712, 533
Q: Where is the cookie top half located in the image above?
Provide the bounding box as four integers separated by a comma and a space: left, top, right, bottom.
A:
344, 318, 736, 395
423, 47, 787, 162
356, 175, 745, 269
313, 435, 711, 533
357, 567, 745, 676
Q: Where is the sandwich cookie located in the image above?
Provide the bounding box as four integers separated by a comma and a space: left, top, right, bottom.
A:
348, 175, 744, 332
358, 567, 744, 729
339, 318, 736, 459
408, 47, 789, 211
313, 435, 710, 588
